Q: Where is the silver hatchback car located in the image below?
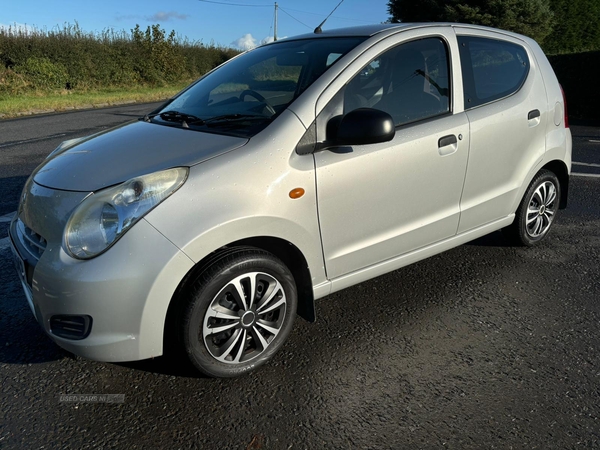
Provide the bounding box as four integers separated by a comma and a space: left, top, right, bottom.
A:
10, 23, 571, 377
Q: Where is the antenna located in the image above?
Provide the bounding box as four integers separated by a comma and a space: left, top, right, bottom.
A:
274, 2, 278, 41
314, 0, 345, 34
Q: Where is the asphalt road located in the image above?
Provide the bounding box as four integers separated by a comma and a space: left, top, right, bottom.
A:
1, 105, 600, 449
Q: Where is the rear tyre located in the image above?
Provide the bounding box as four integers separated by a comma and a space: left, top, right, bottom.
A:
502, 169, 560, 246
181, 248, 297, 378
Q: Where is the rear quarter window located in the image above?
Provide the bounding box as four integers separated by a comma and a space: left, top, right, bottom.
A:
458, 36, 529, 109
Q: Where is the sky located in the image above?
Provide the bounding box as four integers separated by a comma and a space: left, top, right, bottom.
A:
1, 0, 390, 50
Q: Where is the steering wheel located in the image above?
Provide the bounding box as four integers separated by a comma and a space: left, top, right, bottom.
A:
239, 89, 276, 116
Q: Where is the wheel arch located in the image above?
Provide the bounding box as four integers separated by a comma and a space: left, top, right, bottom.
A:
163, 237, 316, 356
230, 236, 316, 323
541, 159, 569, 209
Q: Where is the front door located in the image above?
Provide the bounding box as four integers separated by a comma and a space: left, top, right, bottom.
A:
314, 36, 470, 279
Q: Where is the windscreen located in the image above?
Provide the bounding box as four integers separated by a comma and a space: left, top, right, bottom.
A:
152, 37, 366, 137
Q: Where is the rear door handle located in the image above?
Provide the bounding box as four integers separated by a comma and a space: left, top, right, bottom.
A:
438, 134, 458, 156
527, 109, 541, 127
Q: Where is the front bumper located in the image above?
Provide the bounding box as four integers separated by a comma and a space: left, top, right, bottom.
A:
9, 188, 194, 362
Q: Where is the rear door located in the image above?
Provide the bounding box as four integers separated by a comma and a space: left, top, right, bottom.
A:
455, 29, 548, 233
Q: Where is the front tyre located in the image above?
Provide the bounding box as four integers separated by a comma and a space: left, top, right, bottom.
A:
181, 249, 297, 377
503, 169, 560, 246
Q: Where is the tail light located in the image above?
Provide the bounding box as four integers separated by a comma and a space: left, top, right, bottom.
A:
560, 84, 569, 128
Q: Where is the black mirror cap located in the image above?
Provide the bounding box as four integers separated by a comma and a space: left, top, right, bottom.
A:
335, 108, 395, 146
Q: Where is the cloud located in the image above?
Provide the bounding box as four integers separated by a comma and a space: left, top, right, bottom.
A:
232, 33, 258, 51
147, 11, 189, 22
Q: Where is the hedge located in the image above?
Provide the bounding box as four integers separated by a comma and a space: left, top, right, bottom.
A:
0, 23, 239, 95
548, 50, 600, 123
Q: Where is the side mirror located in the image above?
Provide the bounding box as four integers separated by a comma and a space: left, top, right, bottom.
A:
334, 108, 395, 146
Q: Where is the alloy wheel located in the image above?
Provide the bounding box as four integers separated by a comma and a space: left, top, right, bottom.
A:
526, 181, 557, 238
202, 272, 287, 364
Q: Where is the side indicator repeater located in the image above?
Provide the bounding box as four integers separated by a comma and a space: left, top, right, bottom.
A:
289, 188, 305, 199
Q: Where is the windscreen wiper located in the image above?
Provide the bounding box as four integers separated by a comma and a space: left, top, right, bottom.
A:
141, 112, 271, 129
141, 110, 205, 128
202, 114, 272, 126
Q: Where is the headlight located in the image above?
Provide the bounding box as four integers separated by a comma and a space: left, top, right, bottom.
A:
64, 167, 188, 259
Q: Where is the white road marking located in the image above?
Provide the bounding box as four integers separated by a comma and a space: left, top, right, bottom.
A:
572, 173, 600, 178
589, 140, 600, 143
0, 236, 10, 251
0, 211, 16, 223
571, 161, 600, 178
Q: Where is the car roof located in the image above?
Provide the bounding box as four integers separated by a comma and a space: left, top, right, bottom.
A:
290, 23, 417, 39
273, 22, 527, 43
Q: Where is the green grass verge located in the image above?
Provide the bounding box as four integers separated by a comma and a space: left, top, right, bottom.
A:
0, 83, 191, 118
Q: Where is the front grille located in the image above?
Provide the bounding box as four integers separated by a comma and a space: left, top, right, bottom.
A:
50, 315, 93, 340
17, 219, 47, 261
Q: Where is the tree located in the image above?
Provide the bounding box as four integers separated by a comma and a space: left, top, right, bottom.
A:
387, 0, 554, 44
543, 0, 600, 53
388, 0, 448, 22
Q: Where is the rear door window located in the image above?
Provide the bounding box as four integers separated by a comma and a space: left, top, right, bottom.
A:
458, 36, 529, 109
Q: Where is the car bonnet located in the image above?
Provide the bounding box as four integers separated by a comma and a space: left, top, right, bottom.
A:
32, 121, 249, 192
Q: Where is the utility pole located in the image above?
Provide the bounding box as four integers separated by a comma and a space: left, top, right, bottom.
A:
274, 2, 278, 41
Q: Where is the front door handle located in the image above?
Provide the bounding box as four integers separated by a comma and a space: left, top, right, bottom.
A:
438, 134, 458, 156
438, 135, 457, 147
